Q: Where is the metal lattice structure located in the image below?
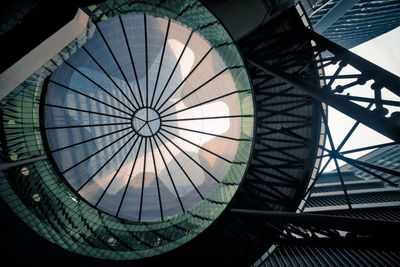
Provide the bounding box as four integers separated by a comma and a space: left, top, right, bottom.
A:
235, 3, 400, 265
1, 1, 400, 266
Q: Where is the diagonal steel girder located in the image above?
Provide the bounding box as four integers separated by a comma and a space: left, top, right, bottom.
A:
247, 56, 400, 143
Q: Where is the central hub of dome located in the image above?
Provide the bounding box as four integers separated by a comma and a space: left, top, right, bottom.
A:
132, 107, 161, 137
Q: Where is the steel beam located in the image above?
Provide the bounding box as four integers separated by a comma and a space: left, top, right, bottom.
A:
313, 0, 360, 34
247, 57, 400, 142
0, 155, 47, 171
304, 28, 400, 97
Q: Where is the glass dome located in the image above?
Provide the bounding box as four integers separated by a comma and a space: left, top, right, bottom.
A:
43, 13, 252, 222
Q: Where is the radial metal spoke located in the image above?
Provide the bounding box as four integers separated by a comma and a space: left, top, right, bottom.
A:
161, 89, 250, 119
153, 31, 194, 109
155, 47, 213, 112
49, 80, 133, 116
139, 138, 148, 221
155, 134, 204, 200
63, 61, 135, 114
61, 129, 135, 175
148, 120, 155, 136
158, 131, 220, 183
45, 122, 131, 130
149, 137, 164, 220
162, 124, 252, 141
95, 133, 141, 206
50, 126, 132, 153
95, 23, 144, 108
152, 134, 185, 212
158, 67, 229, 115
117, 137, 144, 216
161, 114, 253, 123
150, 19, 171, 108
144, 14, 149, 109
119, 15, 145, 107
44, 103, 131, 120
161, 128, 243, 164
135, 121, 149, 134
78, 131, 138, 192
135, 116, 147, 123
81, 46, 139, 110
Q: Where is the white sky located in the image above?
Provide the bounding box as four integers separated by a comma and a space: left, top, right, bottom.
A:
322, 26, 400, 172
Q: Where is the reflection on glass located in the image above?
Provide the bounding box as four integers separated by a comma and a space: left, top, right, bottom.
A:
44, 13, 252, 222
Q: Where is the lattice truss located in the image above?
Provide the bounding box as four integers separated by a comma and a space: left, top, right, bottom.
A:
234, 4, 400, 247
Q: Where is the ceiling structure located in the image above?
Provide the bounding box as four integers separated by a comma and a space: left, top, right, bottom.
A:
1, 0, 398, 266
43, 12, 252, 223
0, 0, 324, 265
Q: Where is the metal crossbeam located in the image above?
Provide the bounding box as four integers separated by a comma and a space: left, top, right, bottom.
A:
231, 209, 400, 248
313, 0, 360, 34
240, 9, 400, 143
0, 155, 47, 171
237, 4, 400, 251
247, 52, 400, 142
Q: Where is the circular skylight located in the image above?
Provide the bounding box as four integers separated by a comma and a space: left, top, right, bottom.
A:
43, 13, 253, 222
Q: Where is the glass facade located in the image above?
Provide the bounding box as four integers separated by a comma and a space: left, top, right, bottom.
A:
308, 0, 400, 49
43, 13, 253, 222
